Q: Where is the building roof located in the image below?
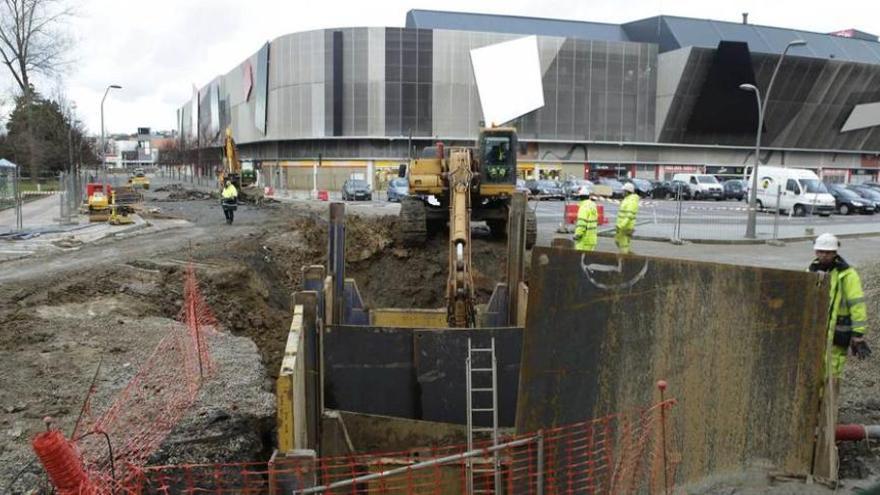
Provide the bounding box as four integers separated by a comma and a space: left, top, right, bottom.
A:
0, 159, 17, 169
405, 9, 627, 42
625, 16, 880, 64
405, 9, 880, 64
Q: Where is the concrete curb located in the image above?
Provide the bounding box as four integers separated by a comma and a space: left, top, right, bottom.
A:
602, 230, 880, 246
103, 216, 151, 240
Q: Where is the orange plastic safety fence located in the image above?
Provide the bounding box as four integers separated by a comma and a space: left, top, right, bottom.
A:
34, 263, 678, 495
35, 264, 219, 494
105, 399, 677, 495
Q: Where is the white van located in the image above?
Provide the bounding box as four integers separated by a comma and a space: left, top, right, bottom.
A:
746, 166, 835, 216
671, 173, 724, 200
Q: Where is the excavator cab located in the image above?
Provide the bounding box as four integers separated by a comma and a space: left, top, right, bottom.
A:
479, 128, 517, 185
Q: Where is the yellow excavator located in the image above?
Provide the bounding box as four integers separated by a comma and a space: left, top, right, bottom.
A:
400, 127, 536, 327
399, 127, 537, 249
219, 128, 256, 190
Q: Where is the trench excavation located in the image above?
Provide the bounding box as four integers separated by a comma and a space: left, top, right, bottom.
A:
7, 192, 880, 493
0, 207, 515, 492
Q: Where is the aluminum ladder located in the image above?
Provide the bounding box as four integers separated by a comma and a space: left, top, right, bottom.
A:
466, 336, 500, 495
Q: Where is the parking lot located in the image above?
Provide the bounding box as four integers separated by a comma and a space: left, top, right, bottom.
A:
332, 192, 880, 243
530, 196, 880, 242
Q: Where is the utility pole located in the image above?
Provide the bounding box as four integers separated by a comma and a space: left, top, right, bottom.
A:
740, 39, 805, 239
100, 85, 122, 188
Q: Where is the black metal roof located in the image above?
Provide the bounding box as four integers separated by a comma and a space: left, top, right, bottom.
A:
625, 16, 880, 64
405, 10, 880, 64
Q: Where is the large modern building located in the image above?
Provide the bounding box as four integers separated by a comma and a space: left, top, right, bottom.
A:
179, 10, 880, 189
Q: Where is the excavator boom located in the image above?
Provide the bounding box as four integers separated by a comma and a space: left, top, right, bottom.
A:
446, 148, 476, 327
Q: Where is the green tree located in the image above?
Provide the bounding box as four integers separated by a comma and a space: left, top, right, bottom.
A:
4, 93, 96, 177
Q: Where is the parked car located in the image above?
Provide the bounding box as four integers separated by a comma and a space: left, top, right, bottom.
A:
668, 180, 693, 200
561, 179, 593, 199
672, 173, 724, 200
342, 179, 372, 201
859, 182, 880, 190
516, 179, 531, 196
596, 177, 625, 198
527, 179, 565, 200
748, 166, 835, 216
386, 178, 408, 202
848, 185, 880, 213
722, 179, 746, 200
622, 178, 654, 198
826, 183, 873, 215
651, 181, 674, 199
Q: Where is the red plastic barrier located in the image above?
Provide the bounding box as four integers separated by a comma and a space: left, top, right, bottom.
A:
564, 203, 579, 225
598, 204, 607, 225
317, 190, 329, 201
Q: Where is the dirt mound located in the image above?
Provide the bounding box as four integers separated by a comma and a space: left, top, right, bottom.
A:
168, 189, 216, 201
154, 183, 218, 201
284, 213, 508, 309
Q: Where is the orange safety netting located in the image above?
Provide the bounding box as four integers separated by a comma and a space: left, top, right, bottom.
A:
33, 264, 218, 494
108, 399, 678, 495
33, 262, 679, 494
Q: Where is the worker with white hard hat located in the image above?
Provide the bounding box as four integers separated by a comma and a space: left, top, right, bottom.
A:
573, 195, 598, 252
614, 182, 639, 254
809, 232, 871, 379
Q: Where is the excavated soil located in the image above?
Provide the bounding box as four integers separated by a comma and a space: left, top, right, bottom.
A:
0, 195, 512, 493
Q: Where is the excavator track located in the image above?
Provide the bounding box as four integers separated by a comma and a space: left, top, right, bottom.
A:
398, 198, 427, 246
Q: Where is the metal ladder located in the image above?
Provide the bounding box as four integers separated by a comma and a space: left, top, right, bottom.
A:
466, 337, 500, 495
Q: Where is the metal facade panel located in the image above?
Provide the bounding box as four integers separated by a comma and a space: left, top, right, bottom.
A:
517, 248, 826, 483
254, 42, 270, 135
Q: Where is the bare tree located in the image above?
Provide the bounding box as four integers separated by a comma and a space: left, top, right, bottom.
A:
0, 0, 73, 95
0, 0, 72, 178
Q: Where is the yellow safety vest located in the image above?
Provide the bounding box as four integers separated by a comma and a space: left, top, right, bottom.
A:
222, 184, 238, 199
574, 199, 598, 251
616, 193, 639, 231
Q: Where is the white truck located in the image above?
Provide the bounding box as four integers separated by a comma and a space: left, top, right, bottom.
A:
746, 166, 835, 216
671, 173, 724, 200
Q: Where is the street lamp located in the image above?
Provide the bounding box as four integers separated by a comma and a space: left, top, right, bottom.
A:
740, 39, 806, 239
100, 84, 122, 186
67, 103, 77, 174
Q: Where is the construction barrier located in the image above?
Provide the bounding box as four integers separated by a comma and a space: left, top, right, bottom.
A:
560, 202, 607, 233
52, 398, 676, 495
34, 263, 218, 494
564, 203, 578, 225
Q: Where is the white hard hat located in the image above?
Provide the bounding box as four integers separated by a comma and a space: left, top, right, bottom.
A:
813, 233, 840, 251
622, 182, 635, 193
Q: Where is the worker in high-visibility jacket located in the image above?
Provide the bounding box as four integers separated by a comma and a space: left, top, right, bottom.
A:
808, 233, 871, 379
573, 197, 598, 251
221, 180, 239, 224
614, 182, 639, 254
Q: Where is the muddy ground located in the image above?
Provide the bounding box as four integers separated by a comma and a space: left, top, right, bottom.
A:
0, 188, 508, 493
2, 184, 880, 493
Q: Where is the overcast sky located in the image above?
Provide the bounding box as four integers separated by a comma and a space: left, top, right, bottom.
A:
8, 0, 878, 135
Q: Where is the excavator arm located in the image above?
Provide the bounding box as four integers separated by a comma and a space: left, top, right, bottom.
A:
446, 148, 476, 327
